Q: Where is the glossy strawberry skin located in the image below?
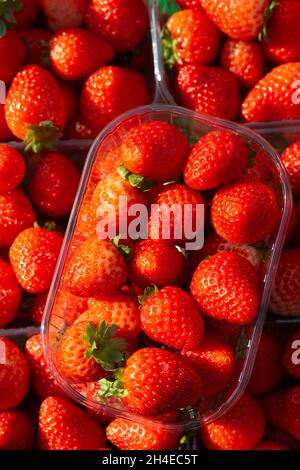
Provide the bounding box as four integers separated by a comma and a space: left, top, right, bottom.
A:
20, 28, 51, 67
40, 0, 88, 31
0, 410, 35, 450
0, 145, 26, 193
283, 328, 300, 379
0, 260, 22, 328
91, 147, 121, 183
0, 30, 26, 83
281, 141, 300, 198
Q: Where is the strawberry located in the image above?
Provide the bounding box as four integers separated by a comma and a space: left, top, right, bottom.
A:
291, 201, 300, 247
40, 0, 88, 31
20, 28, 51, 68
199, 0, 271, 40
75, 291, 141, 342
286, 385, 300, 418
200, 392, 265, 450
25, 334, 66, 400
190, 252, 259, 324
283, 328, 300, 379
261, 1, 300, 64
0, 337, 29, 410
184, 131, 249, 190
5, 64, 67, 140
50, 28, 114, 81
38, 396, 107, 450
86, 0, 149, 53
242, 63, 300, 122
181, 333, 235, 397
281, 141, 300, 198
0, 104, 13, 142
30, 291, 48, 325
0, 410, 35, 450
270, 249, 300, 316
92, 147, 121, 183
141, 286, 204, 350
64, 237, 128, 297
247, 332, 284, 395
176, 65, 241, 121
255, 441, 289, 450
28, 152, 80, 218
64, 116, 98, 140
58, 81, 79, 124
129, 240, 185, 288
0, 260, 22, 327
266, 423, 300, 450
106, 418, 180, 451
0, 30, 26, 83
211, 178, 279, 244
176, 0, 202, 7
9, 226, 63, 294
52, 286, 88, 326
0, 144, 26, 193
163, 9, 221, 67
80, 65, 150, 133
121, 121, 190, 184
220, 39, 264, 88
0, 189, 35, 248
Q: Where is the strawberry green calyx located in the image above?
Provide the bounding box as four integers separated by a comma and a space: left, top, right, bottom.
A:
111, 235, 132, 260
235, 327, 249, 360
83, 321, 127, 372
24, 121, 63, 154
161, 26, 182, 69
0, 0, 22, 38
258, 0, 278, 43
138, 285, 159, 305
117, 164, 154, 192
158, 0, 180, 15
97, 368, 128, 399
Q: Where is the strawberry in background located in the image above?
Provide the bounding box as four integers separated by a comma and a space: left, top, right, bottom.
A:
40, 0, 88, 31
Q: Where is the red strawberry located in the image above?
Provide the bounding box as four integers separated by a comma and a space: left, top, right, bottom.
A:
40, 0, 88, 31
141, 286, 204, 350
0, 30, 26, 83
19, 28, 51, 67
14, 0, 40, 30
291, 201, 300, 247
200, 393, 265, 450
86, 0, 149, 53
176, 0, 202, 7
50, 28, 114, 81
9, 226, 63, 294
58, 81, 79, 124
64, 237, 128, 297
91, 147, 121, 183
0, 260, 22, 327
255, 441, 288, 450
266, 423, 300, 450
190, 252, 259, 324
176, 65, 241, 120
52, 286, 88, 326
220, 39, 264, 88
0, 189, 36, 248
199, 0, 271, 40
262, 1, 300, 64
106, 418, 180, 451
247, 332, 284, 395
286, 385, 300, 418
30, 291, 48, 325
38, 396, 106, 450
184, 131, 249, 190
28, 152, 80, 218
163, 9, 221, 67
5, 64, 67, 140
270, 249, 300, 316
64, 116, 97, 140
0, 104, 13, 142
0, 410, 35, 450
281, 141, 300, 198
0, 337, 30, 410
211, 178, 279, 244
181, 333, 235, 397
0, 144, 26, 193
283, 328, 300, 379
25, 334, 66, 400
80, 65, 150, 133
242, 63, 300, 122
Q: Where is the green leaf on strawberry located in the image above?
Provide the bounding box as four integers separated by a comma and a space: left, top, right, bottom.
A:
24, 121, 63, 154
160, 26, 182, 69
117, 164, 154, 191
158, 0, 180, 15
138, 285, 159, 305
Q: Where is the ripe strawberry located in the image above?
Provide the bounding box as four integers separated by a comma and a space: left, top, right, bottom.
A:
0, 30, 26, 83
0, 337, 29, 410
0, 104, 13, 142
40, 0, 88, 31
0, 410, 35, 450
64, 237, 128, 297
262, 1, 300, 64
286, 385, 300, 418
50, 28, 114, 81
176, 0, 202, 7
164, 9, 221, 67
20, 28, 51, 68
184, 131, 249, 190
30, 291, 48, 325
58, 81, 78, 124
191, 252, 259, 324
211, 178, 279, 244
14, 0, 40, 30
199, 0, 271, 40
221, 39, 264, 88
0, 144, 26, 193
281, 141, 300, 198
200, 392, 265, 450
64, 116, 97, 140
9, 226, 63, 294
80, 66, 150, 133
86, 0, 149, 53
5, 64, 67, 140
28, 152, 80, 218
106, 418, 180, 451
176, 65, 241, 120
129, 240, 185, 288
0, 260, 22, 327
52, 286, 88, 326
181, 333, 235, 397
255, 441, 288, 450
247, 332, 284, 395
141, 286, 204, 350
242, 63, 300, 122
38, 396, 106, 450
92, 147, 121, 183
270, 249, 300, 316
75, 291, 141, 342
0, 189, 35, 248
283, 328, 300, 379
291, 201, 300, 247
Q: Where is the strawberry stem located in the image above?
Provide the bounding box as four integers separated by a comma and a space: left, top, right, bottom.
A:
258, 0, 278, 42
111, 235, 132, 260
97, 373, 128, 399
0, 0, 22, 37
117, 164, 154, 191
24, 121, 63, 154
160, 26, 182, 69
138, 285, 159, 305
158, 0, 180, 15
